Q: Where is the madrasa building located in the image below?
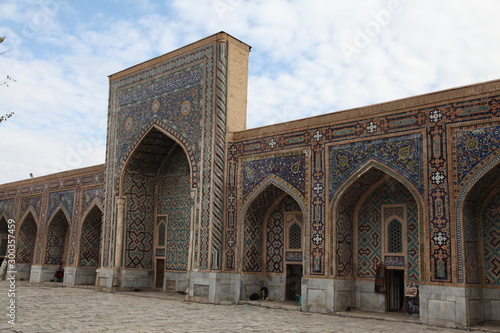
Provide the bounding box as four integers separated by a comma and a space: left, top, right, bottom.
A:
0, 32, 499, 328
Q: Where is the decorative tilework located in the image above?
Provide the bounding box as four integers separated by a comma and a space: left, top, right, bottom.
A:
224, 143, 238, 270
20, 196, 42, 219
45, 210, 69, 265
483, 190, 500, 285
0, 199, 15, 219
455, 153, 500, 283
123, 171, 156, 269
157, 145, 192, 271
16, 213, 37, 264
266, 196, 301, 273
47, 191, 74, 222
329, 134, 423, 200
356, 180, 419, 281
285, 251, 303, 262
455, 125, 500, 185
242, 152, 307, 200
106, 39, 232, 273
122, 128, 181, 269
119, 67, 202, 107
117, 82, 203, 171
334, 168, 386, 277
208, 41, 229, 270
243, 185, 283, 272
79, 206, 102, 267
82, 187, 104, 215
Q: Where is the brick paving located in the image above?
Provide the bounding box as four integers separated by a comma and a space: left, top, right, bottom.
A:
0, 281, 497, 333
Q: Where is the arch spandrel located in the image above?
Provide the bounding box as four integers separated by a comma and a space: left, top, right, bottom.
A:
46, 205, 71, 228
331, 160, 424, 211
241, 175, 307, 215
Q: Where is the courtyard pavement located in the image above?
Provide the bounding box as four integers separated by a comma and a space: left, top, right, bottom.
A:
0, 280, 498, 333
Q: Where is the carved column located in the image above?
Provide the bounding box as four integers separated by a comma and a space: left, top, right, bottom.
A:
113, 197, 125, 287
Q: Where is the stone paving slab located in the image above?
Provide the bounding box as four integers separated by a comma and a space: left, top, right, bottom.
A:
0, 281, 498, 333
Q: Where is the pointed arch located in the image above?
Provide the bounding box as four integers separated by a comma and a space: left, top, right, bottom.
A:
79, 205, 103, 267
19, 206, 39, 227
0, 213, 8, 225
455, 152, 500, 284
331, 160, 423, 212
46, 204, 71, 227
16, 212, 38, 264
242, 175, 307, 215
119, 124, 195, 272
331, 159, 424, 280
0, 215, 7, 264
240, 178, 305, 274
81, 198, 103, 222
44, 208, 70, 266
119, 122, 197, 193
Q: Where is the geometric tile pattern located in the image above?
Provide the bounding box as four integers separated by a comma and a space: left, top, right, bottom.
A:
236, 93, 500, 283
243, 185, 284, 272
122, 129, 178, 269
224, 143, 238, 270
79, 206, 102, 267
44, 210, 69, 265
16, 213, 37, 264
453, 124, 500, 284
356, 180, 419, 281
334, 168, 387, 277
310, 136, 325, 275
426, 116, 451, 282
463, 200, 481, 284
483, 190, 500, 285
123, 171, 156, 269
105, 41, 223, 272
157, 145, 192, 271
0, 168, 105, 269
210, 42, 229, 270
266, 195, 301, 273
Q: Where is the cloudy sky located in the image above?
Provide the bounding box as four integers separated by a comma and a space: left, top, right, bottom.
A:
0, 0, 499, 184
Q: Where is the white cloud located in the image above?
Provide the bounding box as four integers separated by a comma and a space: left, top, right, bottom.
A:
1, 0, 500, 183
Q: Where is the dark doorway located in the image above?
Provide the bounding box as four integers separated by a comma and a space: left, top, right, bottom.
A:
286, 264, 303, 301
155, 259, 165, 289
387, 269, 404, 311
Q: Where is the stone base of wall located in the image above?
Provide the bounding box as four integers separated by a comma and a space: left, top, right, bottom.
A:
95, 268, 114, 291
239, 273, 286, 301
187, 271, 241, 304
14, 263, 31, 281
63, 267, 97, 287
301, 277, 334, 313
419, 285, 485, 328
29, 265, 59, 283
164, 271, 188, 293
120, 269, 153, 289
301, 278, 355, 313
483, 288, 500, 322
355, 279, 386, 313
